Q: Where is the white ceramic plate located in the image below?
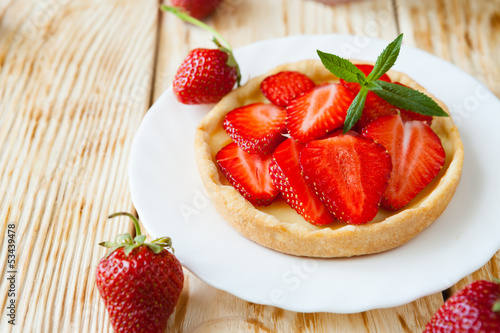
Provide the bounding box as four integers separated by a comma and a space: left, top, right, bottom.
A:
129, 34, 500, 313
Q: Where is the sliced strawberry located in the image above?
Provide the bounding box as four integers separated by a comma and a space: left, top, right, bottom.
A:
395, 83, 433, 125
299, 131, 392, 224
223, 103, 286, 155
340, 64, 397, 130
260, 71, 316, 107
286, 83, 355, 143
362, 114, 445, 210
216, 142, 279, 206
269, 139, 335, 225
399, 109, 433, 125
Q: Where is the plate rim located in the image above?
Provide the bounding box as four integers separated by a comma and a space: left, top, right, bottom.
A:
129, 33, 500, 313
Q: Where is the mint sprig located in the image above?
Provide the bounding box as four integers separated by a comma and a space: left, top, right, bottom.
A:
317, 33, 448, 133
317, 50, 366, 83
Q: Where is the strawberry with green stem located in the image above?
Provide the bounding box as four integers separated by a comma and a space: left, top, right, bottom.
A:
161, 6, 241, 104
96, 212, 184, 333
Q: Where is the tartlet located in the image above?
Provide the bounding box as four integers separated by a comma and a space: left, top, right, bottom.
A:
194, 59, 464, 258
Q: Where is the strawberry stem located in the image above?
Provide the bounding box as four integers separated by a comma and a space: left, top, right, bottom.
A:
100, 213, 175, 257
108, 212, 142, 237
161, 5, 232, 51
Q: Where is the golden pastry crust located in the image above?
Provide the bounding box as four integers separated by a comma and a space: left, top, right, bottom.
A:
194, 59, 464, 257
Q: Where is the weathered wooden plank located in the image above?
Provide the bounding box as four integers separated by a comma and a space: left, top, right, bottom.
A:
0, 0, 158, 331
396, 0, 500, 297
155, 0, 443, 331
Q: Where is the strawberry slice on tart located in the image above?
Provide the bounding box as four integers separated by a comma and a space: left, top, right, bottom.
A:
260, 71, 316, 107
216, 142, 279, 206
269, 138, 335, 226
286, 83, 355, 143
223, 103, 287, 155
362, 114, 445, 210
299, 131, 392, 225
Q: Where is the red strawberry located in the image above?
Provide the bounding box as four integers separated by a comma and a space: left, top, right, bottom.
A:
286, 83, 355, 143
216, 142, 279, 206
362, 114, 445, 210
260, 71, 316, 107
341, 64, 397, 130
171, 0, 223, 20
173, 48, 238, 104
223, 103, 286, 155
96, 213, 184, 333
299, 131, 392, 224
400, 109, 433, 125
269, 138, 335, 225
424, 279, 500, 333
395, 83, 433, 125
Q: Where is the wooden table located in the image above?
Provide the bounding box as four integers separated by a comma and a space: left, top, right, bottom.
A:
1, 0, 499, 331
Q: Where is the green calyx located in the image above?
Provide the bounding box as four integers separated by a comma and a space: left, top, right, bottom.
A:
317, 33, 448, 133
494, 277, 500, 312
161, 5, 241, 87
99, 212, 173, 259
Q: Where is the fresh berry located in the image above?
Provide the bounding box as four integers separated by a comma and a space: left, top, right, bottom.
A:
400, 108, 433, 125
163, 6, 241, 105
171, 0, 223, 20
96, 213, 184, 333
424, 279, 500, 333
286, 83, 355, 143
269, 138, 335, 225
362, 114, 445, 210
216, 142, 279, 206
299, 131, 392, 224
173, 48, 238, 104
223, 103, 286, 155
395, 83, 433, 125
260, 71, 316, 107
341, 64, 397, 130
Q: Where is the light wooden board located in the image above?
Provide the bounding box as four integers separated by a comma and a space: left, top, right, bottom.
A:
0, 0, 158, 332
395, 0, 500, 295
0, 0, 498, 331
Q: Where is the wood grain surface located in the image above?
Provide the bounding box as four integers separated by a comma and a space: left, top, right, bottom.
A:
0, 0, 498, 332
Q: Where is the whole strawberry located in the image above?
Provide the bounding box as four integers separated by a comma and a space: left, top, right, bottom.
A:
173, 48, 238, 104
162, 5, 241, 105
96, 213, 184, 333
171, 0, 223, 20
424, 279, 500, 333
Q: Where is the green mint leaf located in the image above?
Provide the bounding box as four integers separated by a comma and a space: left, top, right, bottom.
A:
356, 72, 366, 85
366, 34, 403, 82
366, 80, 382, 91
372, 81, 448, 117
317, 50, 366, 83
344, 87, 369, 133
